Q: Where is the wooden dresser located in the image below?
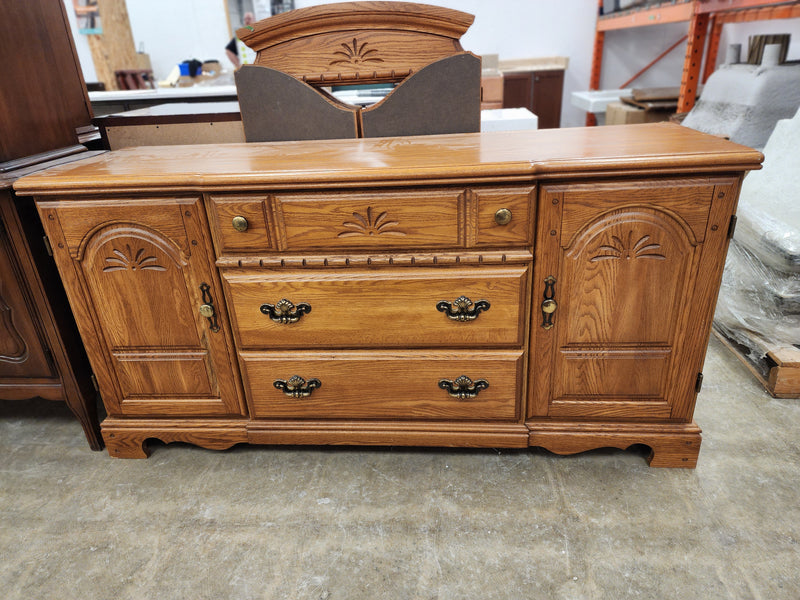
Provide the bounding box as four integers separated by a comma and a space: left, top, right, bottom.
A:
15, 124, 762, 466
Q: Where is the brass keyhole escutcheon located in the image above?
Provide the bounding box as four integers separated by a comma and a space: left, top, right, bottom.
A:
541, 276, 557, 330
494, 208, 512, 226
232, 215, 249, 232
199, 304, 215, 318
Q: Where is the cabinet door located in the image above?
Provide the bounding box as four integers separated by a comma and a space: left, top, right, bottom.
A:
38, 198, 244, 417
529, 177, 739, 421
529, 70, 563, 129
0, 199, 54, 379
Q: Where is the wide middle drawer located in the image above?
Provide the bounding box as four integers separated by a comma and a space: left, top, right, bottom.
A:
223, 265, 529, 349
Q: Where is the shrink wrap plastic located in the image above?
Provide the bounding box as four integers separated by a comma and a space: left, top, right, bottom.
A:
712, 107, 800, 374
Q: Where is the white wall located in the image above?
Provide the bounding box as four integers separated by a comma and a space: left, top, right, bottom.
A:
63, 0, 97, 82
126, 0, 232, 82
66, 0, 800, 127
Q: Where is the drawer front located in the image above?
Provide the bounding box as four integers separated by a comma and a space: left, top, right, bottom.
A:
223, 265, 529, 349
242, 350, 524, 420
207, 186, 534, 254
207, 194, 272, 254
276, 188, 459, 250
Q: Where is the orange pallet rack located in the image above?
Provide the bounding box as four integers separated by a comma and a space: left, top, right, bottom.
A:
586, 0, 800, 126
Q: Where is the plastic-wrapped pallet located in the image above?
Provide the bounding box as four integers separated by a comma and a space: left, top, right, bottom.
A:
682, 62, 800, 150
713, 106, 800, 397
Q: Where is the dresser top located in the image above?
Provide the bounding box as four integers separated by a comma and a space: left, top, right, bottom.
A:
15, 123, 762, 195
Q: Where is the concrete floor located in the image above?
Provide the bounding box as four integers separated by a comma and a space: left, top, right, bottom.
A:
1, 335, 799, 600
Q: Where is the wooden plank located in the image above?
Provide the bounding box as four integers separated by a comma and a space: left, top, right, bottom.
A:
767, 347, 800, 398
632, 86, 681, 102
713, 330, 800, 398
597, 2, 695, 31
86, 0, 139, 91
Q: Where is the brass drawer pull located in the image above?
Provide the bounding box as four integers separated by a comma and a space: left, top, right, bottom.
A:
494, 208, 512, 225
541, 276, 557, 329
198, 283, 220, 332
232, 215, 249, 232
439, 375, 489, 399
260, 299, 312, 324
274, 375, 321, 398
436, 296, 490, 322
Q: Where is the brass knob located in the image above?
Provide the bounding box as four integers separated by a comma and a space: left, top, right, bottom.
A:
232, 215, 249, 232
199, 304, 215, 318
542, 299, 557, 314
494, 208, 512, 226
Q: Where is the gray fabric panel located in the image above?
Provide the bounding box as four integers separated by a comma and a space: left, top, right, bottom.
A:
361, 54, 481, 138
236, 65, 358, 142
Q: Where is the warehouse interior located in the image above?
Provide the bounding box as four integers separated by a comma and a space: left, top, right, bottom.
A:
1, 1, 799, 598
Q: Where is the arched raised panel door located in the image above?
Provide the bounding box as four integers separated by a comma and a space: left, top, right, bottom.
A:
38, 198, 245, 418
530, 178, 739, 421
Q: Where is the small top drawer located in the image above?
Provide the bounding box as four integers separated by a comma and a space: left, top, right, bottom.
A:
222, 265, 529, 349
207, 185, 534, 255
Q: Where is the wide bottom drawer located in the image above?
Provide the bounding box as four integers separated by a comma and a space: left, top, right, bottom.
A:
241, 350, 525, 420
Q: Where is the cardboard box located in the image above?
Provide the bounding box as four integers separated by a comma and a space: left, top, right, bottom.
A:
606, 101, 673, 125
481, 75, 503, 104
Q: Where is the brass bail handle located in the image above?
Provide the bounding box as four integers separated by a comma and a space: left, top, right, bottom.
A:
260, 299, 312, 324
438, 375, 489, 399
436, 296, 490, 322
274, 375, 321, 398
541, 276, 557, 329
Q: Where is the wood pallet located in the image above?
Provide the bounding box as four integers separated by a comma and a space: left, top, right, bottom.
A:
713, 328, 800, 398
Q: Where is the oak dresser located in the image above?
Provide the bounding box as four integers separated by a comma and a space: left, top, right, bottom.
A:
14, 123, 763, 466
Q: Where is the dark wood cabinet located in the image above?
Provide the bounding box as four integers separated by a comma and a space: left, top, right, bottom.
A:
502, 70, 564, 129
0, 0, 101, 448
1, 163, 101, 449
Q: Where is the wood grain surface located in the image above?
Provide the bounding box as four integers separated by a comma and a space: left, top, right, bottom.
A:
223, 265, 528, 349
241, 350, 524, 420
14, 125, 763, 196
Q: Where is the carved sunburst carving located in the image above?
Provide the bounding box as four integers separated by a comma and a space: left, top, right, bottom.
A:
329, 38, 384, 67
338, 207, 406, 238
102, 245, 166, 272
590, 232, 666, 262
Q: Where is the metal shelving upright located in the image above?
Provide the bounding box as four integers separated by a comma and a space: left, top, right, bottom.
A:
587, 0, 800, 125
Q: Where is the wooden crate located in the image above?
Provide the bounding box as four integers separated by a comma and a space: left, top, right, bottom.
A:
713, 328, 800, 398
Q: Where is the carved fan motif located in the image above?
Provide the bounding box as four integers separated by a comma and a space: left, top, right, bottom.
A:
329, 38, 384, 67
338, 207, 406, 237
102, 244, 167, 272
590, 231, 666, 262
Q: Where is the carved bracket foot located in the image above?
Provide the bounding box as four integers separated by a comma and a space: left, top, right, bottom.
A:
102, 419, 249, 459
528, 421, 703, 468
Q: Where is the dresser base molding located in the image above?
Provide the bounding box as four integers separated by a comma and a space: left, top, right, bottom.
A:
246, 420, 530, 448
102, 418, 249, 459
102, 417, 700, 466
528, 421, 702, 468
0, 381, 66, 402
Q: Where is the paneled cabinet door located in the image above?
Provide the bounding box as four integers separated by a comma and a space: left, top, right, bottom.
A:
38, 198, 245, 418
529, 177, 739, 421
0, 208, 53, 379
